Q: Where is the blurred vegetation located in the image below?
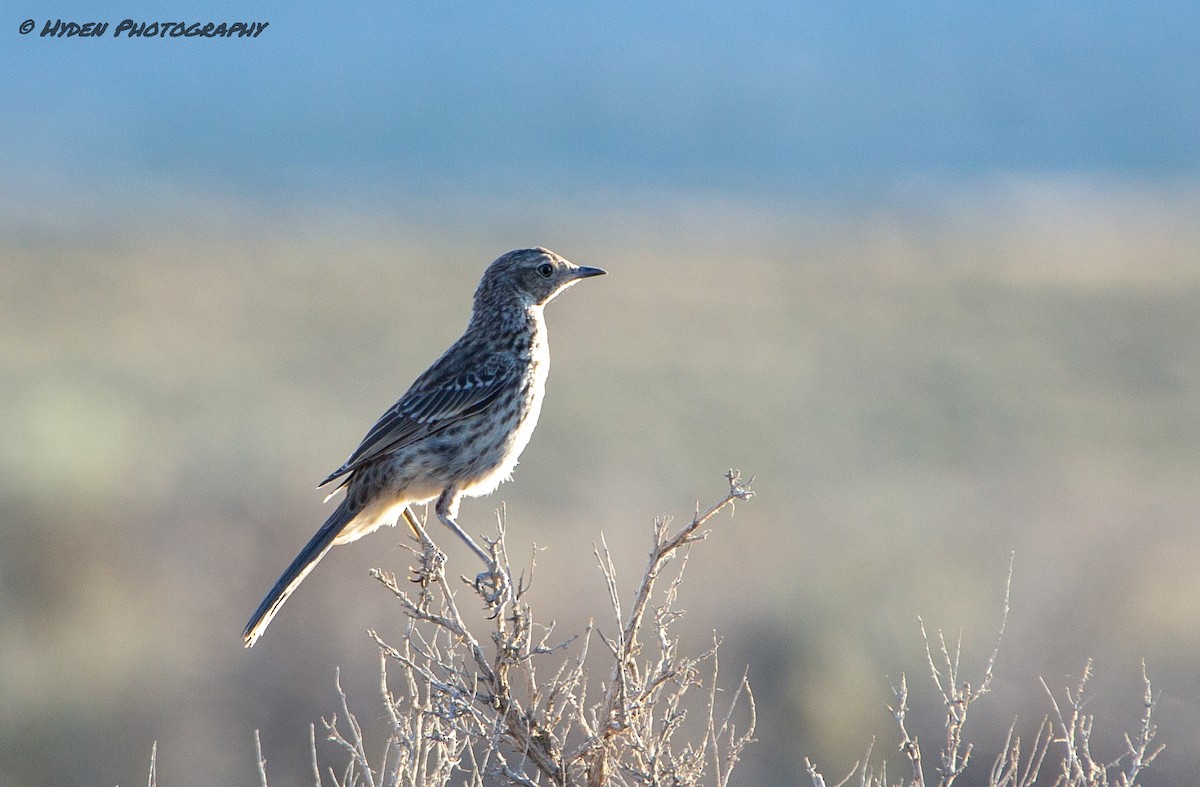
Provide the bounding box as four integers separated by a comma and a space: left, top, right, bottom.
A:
1, 177, 1199, 786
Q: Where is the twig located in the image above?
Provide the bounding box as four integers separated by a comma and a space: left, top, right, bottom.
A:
146, 741, 158, 787
254, 730, 269, 787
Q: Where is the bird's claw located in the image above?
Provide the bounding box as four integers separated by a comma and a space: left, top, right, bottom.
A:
409, 544, 446, 588
474, 562, 509, 608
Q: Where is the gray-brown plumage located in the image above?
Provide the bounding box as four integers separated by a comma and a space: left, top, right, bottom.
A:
243, 248, 605, 647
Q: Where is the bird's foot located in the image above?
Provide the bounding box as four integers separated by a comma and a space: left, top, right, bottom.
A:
474, 561, 510, 609
409, 542, 446, 589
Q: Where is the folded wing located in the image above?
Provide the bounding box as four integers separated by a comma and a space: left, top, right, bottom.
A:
319, 352, 520, 489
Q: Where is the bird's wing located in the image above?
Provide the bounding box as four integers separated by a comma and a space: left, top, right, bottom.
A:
318, 351, 520, 488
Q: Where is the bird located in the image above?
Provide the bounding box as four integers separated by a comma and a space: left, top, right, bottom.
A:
243, 247, 605, 647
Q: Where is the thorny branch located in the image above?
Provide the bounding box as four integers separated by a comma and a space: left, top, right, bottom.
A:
281, 471, 755, 787
807, 555, 1164, 787
1040, 658, 1163, 787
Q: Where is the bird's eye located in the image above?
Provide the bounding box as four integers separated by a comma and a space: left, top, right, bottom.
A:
536, 262, 554, 278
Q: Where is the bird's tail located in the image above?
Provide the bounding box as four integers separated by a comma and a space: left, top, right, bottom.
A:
243, 498, 357, 647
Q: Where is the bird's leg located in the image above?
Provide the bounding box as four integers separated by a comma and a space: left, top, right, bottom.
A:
400, 505, 425, 540
435, 489, 509, 604
400, 506, 444, 595
434, 489, 491, 564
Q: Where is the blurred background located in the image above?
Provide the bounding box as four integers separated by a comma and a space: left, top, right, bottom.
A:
3, 2, 1199, 784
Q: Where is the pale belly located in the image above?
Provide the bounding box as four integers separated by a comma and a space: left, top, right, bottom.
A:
332, 316, 551, 543
462, 323, 550, 498
461, 389, 544, 498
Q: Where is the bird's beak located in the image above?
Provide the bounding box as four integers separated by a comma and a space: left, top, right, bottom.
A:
572, 266, 607, 279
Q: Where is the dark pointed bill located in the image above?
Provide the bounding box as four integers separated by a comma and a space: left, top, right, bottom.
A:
573, 266, 607, 278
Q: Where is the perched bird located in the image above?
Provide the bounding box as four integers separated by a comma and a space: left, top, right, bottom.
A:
243, 248, 605, 647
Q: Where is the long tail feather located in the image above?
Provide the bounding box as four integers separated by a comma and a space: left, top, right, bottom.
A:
243, 498, 356, 647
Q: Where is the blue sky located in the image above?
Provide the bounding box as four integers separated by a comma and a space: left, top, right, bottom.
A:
3, 1, 1198, 202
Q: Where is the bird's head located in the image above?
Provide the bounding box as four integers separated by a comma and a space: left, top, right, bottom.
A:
476, 247, 606, 311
